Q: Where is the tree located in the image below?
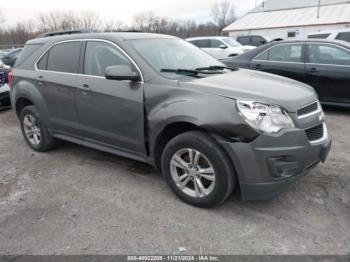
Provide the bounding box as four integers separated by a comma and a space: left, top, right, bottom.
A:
211, 0, 236, 34
78, 10, 101, 30
38, 10, 80, 31
133, 11, 157, 32
104, 19, 125, 32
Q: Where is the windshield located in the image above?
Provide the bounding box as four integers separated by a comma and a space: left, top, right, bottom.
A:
221, 37, 241, 47
129, 38, 225, 78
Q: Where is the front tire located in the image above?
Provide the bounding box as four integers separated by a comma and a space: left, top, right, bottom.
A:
161, 131, 236, 208
20, 105, 55, 152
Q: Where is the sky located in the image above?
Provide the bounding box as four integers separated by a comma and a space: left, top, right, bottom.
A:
0, 0, 264, 28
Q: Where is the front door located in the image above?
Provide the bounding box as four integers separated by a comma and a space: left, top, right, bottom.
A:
76, 40, 146, 156
305, 43, 350, 103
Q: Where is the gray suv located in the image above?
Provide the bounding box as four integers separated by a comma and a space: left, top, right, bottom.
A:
11, 32, 331, 208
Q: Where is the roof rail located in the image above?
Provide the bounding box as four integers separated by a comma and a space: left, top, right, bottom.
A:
36, 29, 96, 38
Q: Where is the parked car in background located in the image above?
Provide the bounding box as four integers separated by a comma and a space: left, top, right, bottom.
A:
0, 62, 11, 107
222, 39, 350, 107
236, 35, 277, 47
0, 50, 10, 59
308, 29, 350, 43
186, 36, 255, 60
1, 48, 23, 67
11, 31, 331, 208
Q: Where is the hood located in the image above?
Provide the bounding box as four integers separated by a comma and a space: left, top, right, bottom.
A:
227, 47, 244, 54
241, 45, 256, 52
179, 69, 317, 113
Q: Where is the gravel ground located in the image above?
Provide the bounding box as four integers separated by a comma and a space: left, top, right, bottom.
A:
0, 106, 349, 255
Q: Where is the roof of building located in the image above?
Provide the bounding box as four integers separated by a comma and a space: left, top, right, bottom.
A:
223, 0, 350, 32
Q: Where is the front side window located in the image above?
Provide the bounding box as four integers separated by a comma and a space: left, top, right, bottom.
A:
254, 44, 303, 62
308, 44, 350, 66
251, 36, 265, 46
84, 41, 133, 77
46, 41, 81, 73
210, 39, 225, 48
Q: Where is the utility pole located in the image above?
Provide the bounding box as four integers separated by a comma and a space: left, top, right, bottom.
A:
317, 0, 321, 19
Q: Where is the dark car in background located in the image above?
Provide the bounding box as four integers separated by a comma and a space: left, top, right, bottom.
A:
223, 40, 350, 107
1, 48, 23, 67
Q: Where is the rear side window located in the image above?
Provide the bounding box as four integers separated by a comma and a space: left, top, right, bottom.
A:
84, 41, 133, 77
15, 45, 41, 67
210, 39, 224, 48
37, 52, 48, 70
336, 32, 350, 42
46, 42, 82, 73
308, 34, 331, 39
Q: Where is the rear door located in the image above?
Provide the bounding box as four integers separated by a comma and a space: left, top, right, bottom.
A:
250, 43, 306, 83
76, 40, 146, 155
305, 43, 350, 103
36, 41, 82, 136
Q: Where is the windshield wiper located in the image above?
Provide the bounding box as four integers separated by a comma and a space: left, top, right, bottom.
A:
195, 65, 238, 71
160, 68, 224, 76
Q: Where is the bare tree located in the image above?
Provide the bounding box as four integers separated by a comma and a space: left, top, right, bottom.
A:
104, 19, 125, 32
38, 10, 81, 32
133, 11, 157, 32
78, 10, 101, 30
211, 0, 236, 34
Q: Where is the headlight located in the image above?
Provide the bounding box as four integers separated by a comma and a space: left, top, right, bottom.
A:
237, 100, 295, 133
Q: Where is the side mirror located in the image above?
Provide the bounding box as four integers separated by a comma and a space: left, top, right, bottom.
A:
219, 44, 228, 49
105, 65, 141, 82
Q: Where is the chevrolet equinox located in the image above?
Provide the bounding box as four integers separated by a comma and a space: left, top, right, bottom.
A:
10, 32, 332, 208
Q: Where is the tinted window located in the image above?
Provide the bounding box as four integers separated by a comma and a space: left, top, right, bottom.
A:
191, 40, 210, 48
84, 41, 133, 77
237, 36, 250, 45
254, 44, 303, 62
251, 36, 266, 46
308, 33, 331, 39
210, 39, 224, 48
308, 44, 350, 66
47, 42, 81, 73
336, 32, 350, 42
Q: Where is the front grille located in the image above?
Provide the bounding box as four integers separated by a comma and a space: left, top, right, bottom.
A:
297, 102, 319, 118
305, 124, 324, 141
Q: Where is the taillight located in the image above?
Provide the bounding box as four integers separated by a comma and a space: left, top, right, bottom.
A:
7, 70, 14, 89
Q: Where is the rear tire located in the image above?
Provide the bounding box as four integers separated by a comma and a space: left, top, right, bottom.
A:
20, 105, 55, 152
161, 131, 236, 208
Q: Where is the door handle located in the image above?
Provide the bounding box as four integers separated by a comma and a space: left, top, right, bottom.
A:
80, 84, 91, 92
37, 75, 44, 85
308, 68, 319, 74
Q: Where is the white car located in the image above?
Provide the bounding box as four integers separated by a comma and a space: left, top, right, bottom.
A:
308, 29, 350, 43
186, 36, 255, 60
0, 62, 11, 107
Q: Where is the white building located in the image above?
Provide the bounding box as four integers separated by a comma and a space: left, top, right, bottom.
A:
223, 0, 350, 40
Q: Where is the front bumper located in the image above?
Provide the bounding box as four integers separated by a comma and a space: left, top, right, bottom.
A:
219, 124, 331, 200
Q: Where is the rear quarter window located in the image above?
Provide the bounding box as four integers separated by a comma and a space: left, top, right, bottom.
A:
15, 45, 41, 67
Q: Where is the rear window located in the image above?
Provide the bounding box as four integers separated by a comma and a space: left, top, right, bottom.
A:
46, 41, 82, 73
336, 32, 350, 42
308, 34, 331, 39
15, 45, 40, 67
